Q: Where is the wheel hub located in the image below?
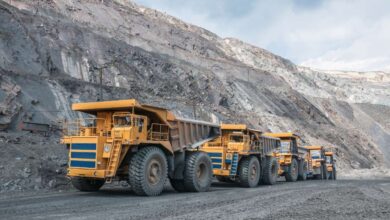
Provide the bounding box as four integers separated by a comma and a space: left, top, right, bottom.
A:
197, 163, 207, 180
250, 164, 257, 180
147, 159, 161, 185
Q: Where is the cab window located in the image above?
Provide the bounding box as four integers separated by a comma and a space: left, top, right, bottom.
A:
280, 141, 290, 153
138, 118, 144, 132
230, 135, 244, 143
311, 150, 321, 159
113, 116, 131, 127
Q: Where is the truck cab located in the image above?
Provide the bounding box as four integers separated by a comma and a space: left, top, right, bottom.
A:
111, 112, 148, 142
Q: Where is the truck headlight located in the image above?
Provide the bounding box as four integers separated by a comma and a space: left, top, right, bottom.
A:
104, 144, 111, 152
226, 153, 232, 160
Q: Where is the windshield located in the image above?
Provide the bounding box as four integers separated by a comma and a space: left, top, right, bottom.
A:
326, 156, 332, 163
113, 116, 132, 127
280, 141, 290, 153
311, 150, 321, 159
230, 135, 244, 143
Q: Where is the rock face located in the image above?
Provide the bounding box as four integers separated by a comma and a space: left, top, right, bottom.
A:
0, 0, 389, 191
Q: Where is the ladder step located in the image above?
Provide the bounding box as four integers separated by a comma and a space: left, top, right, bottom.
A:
106, 143, 122, 177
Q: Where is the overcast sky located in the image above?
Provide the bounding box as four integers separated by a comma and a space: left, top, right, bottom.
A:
134, 0, 390, 72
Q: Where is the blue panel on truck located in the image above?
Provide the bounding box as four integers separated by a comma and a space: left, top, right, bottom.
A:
70, 160, 96, 168
71, 152, 96, 159
71, 143, 96, 150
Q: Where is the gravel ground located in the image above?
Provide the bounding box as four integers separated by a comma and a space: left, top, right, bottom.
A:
1, 179, 389, 220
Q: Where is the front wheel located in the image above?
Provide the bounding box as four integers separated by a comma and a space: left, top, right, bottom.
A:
129, 147, 168, 196
71, 177, 105, 192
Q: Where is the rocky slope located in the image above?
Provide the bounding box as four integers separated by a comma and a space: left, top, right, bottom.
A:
0, 0, 389, 192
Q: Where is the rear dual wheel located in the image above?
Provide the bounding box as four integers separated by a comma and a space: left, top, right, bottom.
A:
261, 157, 278, 185
170, 152, 213, 193
322, 164, 328, 180
285, 158, 298, 182
184, 152, 213, 192
297, 160, 307, 181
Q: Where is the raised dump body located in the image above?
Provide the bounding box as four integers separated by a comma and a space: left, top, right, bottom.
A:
62, 99, 220, 196
201, 124, 280, 187
304, 145, 328, 180
264, 132, 307, 182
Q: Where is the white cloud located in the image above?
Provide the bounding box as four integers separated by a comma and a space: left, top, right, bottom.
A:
134, 0, 390, 71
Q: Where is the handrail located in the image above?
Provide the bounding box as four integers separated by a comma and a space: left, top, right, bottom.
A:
63, 118, 108, 136
148, 123, 169, 141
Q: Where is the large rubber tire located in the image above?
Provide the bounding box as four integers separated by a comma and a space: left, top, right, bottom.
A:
303, 163, 308, 180
285, 158, 299, 182
261, 157, 278, 185
183, 152, 213, 192
322, 164, 328, 180
328, 171, 333, 180
129, 147, 168, 196
71, 177, 105, 192
238, 156, 261, 188
169, 178, 186, 192
333, 168, 337, 180
297, 160, 307, 181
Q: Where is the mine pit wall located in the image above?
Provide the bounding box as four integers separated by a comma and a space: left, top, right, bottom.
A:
0, 0, 388, 172
351, 103, 390, 168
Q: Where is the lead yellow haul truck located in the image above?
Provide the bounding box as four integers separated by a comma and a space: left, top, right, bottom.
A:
264, 133, 306, 182
201, 124, 280, 187
61, 99, 220, 196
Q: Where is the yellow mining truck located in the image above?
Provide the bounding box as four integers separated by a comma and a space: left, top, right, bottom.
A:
325, 151, 336, 180
264, 133, 306, 182
304, 146, 328, 180
61, 99, 220, 196
201, 124, 280, 187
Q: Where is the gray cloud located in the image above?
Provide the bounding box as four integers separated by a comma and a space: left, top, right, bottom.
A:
135, 0, 390, 71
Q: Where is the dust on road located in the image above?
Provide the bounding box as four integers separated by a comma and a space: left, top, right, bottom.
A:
1, 179, 389, 220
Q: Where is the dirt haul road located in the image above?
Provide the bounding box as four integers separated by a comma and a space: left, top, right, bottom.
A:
1, 179, 390, 220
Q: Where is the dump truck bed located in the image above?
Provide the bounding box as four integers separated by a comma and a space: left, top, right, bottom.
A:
169, 117, 220, 152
